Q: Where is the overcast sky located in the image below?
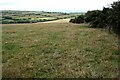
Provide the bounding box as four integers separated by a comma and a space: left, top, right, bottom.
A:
0, 0, 118, 12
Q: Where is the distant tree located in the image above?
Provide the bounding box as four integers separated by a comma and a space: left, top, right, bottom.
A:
3, 16, 12, 20
69, 19, 75, 23
85, 10, 104, 28
69, 15, 85, 23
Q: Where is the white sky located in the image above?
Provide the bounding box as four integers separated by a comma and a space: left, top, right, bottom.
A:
0, 0, 118, 12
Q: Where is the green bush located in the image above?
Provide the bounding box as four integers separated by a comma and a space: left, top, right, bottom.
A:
69, 15, 85, 23
70, 0, 120, 35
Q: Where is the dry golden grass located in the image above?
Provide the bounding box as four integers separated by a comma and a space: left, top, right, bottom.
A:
41, 19, 71, 23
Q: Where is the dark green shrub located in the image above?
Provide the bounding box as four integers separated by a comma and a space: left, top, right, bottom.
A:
69, 15, 85, 23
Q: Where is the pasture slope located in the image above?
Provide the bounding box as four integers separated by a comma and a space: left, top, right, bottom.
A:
2, 20, 119, 78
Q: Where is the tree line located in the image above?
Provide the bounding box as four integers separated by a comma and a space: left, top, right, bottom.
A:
69, 0, 120, 35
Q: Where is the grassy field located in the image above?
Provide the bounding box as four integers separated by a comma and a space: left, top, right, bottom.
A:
1, 10, 81, 24
2, 21, 119, 78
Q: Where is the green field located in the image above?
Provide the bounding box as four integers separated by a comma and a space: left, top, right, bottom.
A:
1, 10, 81, 24
2, 20, 119, 78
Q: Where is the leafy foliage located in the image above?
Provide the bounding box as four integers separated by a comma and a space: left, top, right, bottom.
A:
69, 15, 85, 23
85, 10, 104, 28
110, 1, 120, 35
69, 0, 120, 35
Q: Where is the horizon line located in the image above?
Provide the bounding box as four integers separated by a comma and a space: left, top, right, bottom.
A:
1, 9, 90, 13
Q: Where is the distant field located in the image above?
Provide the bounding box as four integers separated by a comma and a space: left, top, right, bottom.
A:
41, 19, 71, 23
2, 21, 119, 78
1, 10, 81, 24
